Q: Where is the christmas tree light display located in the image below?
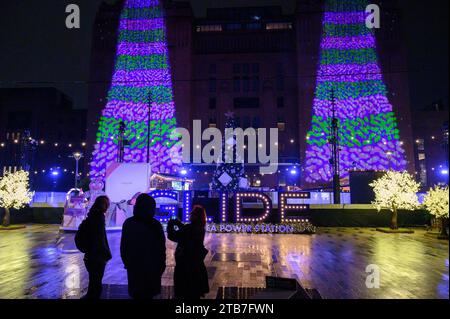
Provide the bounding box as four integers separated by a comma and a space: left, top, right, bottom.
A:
211, 112, 245, 192
90, 0, 181, 178
305, 0, 407, 184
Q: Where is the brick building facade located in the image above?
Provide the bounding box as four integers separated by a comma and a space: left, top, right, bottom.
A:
86, 0, 415, 189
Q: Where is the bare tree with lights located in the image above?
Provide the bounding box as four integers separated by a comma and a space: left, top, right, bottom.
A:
370, 171, 420, 230
424, 185, 449, 238
0, 171, 34, 227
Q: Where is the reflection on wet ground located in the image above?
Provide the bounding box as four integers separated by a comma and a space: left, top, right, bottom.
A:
0, 225, 448, 299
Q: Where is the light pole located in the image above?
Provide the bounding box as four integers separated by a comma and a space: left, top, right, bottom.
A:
72, 152, 83, 188
329, 90, 341, 204
147, 92, 152, 164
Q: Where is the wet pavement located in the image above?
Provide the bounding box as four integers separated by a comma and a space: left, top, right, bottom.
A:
0, 225, 448, 299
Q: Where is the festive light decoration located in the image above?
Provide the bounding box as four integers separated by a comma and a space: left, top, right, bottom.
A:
220, 192, 228, 222
370, 171, 420, 229
305, 0, 407, 184
148, 190, 178, 222
158, 204, 177, 222
424, 185, 449, 238
0, 170, 34, 227
423, 186, 449, 219
235, 192, 272, 223
211, 112, 245, 192
91, 0, 181, 178
146, 190, 212, 223
206, 222, 316, 234
182, 191, 191, 222
279, 192, 310, 223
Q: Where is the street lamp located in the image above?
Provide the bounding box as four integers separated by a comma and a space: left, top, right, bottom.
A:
71, 152, 83, 188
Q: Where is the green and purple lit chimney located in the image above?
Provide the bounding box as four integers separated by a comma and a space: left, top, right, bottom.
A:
90, 0, 181, 179
304, 0, 407, 184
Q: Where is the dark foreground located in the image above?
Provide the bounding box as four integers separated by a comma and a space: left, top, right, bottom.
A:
0, 225, 448, 299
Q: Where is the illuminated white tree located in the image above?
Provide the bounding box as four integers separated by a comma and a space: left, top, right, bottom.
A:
370, 171, 420, 229
424, 186, 449, 236
0, 170, 34, 227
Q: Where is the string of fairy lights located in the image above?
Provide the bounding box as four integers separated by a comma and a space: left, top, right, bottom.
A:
91, 0, 180, 178
0, 140, 87, 148
305, 0, 408, 183
0, 138, 90, 177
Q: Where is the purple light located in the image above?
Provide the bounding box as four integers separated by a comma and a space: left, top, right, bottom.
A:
119, 18, 164, 31
304, 0, 407, 184
112, 70, 172, 86
117, 42, 167, 56
312, 95, 392, 119
90, 0, 180, 179
321, 35, 375, 50
125, 0, 161, 7
323, 12, 367, 25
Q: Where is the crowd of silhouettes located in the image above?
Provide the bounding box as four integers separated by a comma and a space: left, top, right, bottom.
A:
76, 193, 209, 299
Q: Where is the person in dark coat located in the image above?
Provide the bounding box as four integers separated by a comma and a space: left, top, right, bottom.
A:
82, 195, 112, 299
167, 205, 210, 299
120, 193, 166, 299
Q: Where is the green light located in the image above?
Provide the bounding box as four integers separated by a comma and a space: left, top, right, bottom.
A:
321, 48, 378, 65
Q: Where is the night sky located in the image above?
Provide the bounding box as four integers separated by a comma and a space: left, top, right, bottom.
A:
0, 0, 448, 111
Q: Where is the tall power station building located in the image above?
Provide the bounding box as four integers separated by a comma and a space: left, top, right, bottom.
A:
86, 0, 415, 189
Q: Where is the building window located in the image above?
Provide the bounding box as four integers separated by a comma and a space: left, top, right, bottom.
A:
234, 97, 260, 109
266, 22, 293, 30
277, 122, 286, 131
233, 63, 240, 73
252, 117, 261, 128
209, 78, 217, 93
196, 25, 222, 32
277, 97, 284, 108
209, 64, 217, 74
233, 63, 260, 93
243, 77, 250, 92
242, 63, 250, 74
252, 63, 259, 73
233, 77, 240, 92
226, 23, 241, 30
246, 23, 262, 30
276, 63, 284, 91
243, 116, 251, 128
276, 76, 284, 91
209, 98, 216, 109
252, 76, 260, 92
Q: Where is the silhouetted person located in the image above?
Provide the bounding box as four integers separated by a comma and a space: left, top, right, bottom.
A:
167, 205, 210, 299
80, 195, 112, 299
120, 194, 166, 299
